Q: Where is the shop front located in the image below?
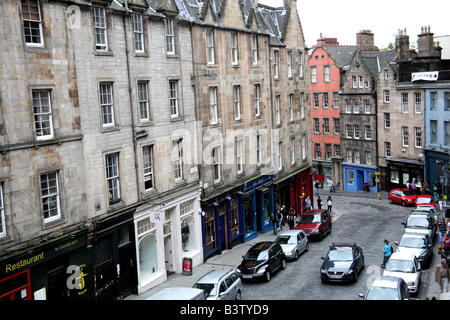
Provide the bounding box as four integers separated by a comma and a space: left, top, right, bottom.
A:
202, 188, 244, 259
241, 175, 274, 242
274, 165, 312, 218
342, 163, 378, 192
385, 158, 424, 191
0, 230, 93, 300
92, 209, 137, 300
134, 186, 202, 294
425, 149, 450, 199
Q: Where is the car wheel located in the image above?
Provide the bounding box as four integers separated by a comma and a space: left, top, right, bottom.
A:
305, 242, 310, 252
353, 270, 358, 283
235, 290, 241, 300
402, 201, 406, 207
281, 258, 286, 270
264, 270, 271, 282
294, 250, 300, 260
389, 198, 392, 204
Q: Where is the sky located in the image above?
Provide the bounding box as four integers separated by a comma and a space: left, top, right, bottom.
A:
259, 0, 450, 49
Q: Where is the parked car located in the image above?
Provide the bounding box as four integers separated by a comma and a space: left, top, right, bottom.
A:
193, 269, 242, 300
236, 242, 286, 282
146, 287, 206, 300
382, 252, 421, 294
320, 243, 365, 283
395, 233, 433, 268
359, 275, 410, 300
415, 194, 437, 209
410, 207, 438, 226
388, 188, 418, 207
274, 230, 309, 260
295, 209, 332, 240
402, 214, 436, 239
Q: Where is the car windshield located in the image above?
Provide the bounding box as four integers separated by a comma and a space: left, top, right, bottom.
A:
417, 198, 432, 204
399, 237, 425, 248
244, 249, 268, 261
299, 214, 321, 223
275, 235, 296, 245
401, 190, 415, 196
385, 259, 415, 273
326, 249, 353, 261
193, 283, 217, 297
406, 217, 429, 228
366, 287, 399, 300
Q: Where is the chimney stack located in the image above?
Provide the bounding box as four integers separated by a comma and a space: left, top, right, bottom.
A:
356, 30, 377, 51
417, 25, 434, 52
395, 27, 411, 61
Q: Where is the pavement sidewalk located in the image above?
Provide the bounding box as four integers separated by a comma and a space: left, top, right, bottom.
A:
125, 189, 447, 300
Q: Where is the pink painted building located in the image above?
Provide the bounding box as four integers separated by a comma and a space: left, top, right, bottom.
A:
309, 35, 357, 189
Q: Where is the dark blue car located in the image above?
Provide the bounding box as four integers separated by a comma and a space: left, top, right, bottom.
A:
320, 243, 365, 283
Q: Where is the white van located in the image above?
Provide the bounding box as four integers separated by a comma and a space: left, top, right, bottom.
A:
146, 287, 206, 300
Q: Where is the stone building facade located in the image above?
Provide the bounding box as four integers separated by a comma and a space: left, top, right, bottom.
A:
0, 0, 202, 299
339, 31, 395, 192
0, 0, 310, 299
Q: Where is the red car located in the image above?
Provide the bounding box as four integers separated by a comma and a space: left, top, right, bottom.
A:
415, 194, 437, 209
388, 188, 418, 207
295, 209, 332, 240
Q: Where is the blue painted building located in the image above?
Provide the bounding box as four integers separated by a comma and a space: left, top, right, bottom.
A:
342, 163, 378, 192
422, 76, 450, 198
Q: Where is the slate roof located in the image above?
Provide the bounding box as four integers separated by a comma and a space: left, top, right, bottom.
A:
322, 46, 358, 69
360, 49, 396, 78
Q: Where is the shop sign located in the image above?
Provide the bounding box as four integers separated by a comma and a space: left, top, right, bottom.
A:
411, 71, 438, 82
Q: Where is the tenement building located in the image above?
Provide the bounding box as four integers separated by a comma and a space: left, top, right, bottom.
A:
0, 0, 311, 300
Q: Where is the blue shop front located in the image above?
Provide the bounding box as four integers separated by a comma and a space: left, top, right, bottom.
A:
201, 175, 274, 259
342, 162, 378, 192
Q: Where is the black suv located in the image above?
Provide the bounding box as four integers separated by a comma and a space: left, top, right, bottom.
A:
237, 242, 286, 282
320, 243, 365, 283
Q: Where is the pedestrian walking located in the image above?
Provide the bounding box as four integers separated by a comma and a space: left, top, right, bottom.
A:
438, 218, 447, 248
271, 212, 277, 235
435, 260, 450, 294
327, 196, 332, 213
328, 179, 335, 193
287, 210, 295, 230
381, 239, 392, 268
277, 209, 283, 232
315, 181, 320, 196
280, 204, 286, 227
443, 233, 450, 259
317, 196, 322, 209
305, 196, 312, 211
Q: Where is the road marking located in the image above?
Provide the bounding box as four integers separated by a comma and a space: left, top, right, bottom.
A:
332, 213, 341, 222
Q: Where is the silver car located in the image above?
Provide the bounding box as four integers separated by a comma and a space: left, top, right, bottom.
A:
193, 269, 242, 300
274, 230, 309, 260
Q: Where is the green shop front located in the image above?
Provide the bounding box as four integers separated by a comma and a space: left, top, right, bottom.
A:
0, 230, 93, 300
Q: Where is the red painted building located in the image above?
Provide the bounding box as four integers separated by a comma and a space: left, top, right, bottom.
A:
309, 35, 357, 190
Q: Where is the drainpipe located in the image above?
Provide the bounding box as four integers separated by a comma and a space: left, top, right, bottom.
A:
123, 9, 142, 202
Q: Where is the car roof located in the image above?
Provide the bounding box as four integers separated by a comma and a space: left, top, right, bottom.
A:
249, 241, 275, 251
402, 232, 427, 239
278, 230, 304, 236
417, 194, 432, 198
413, 205, 435, 210
195, 269, 234, 284
371, 275, 403, 288
389, 252, 415, 261
304, 209, 327, 215
392, 188, 409, 192
330, 243, 357, 249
